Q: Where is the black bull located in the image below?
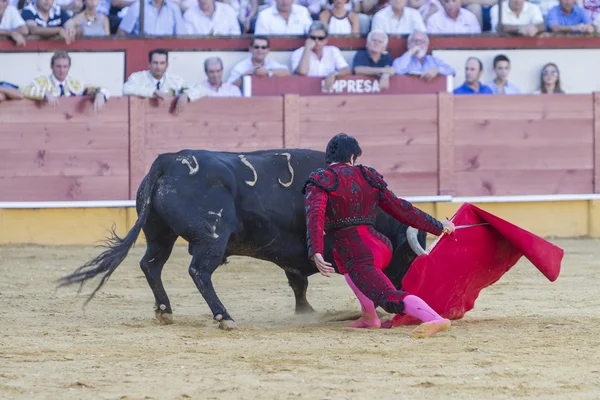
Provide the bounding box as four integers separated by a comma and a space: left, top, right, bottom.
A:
58, 148, 428, 330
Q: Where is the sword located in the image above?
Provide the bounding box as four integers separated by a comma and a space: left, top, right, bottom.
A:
454, 223, 490, 230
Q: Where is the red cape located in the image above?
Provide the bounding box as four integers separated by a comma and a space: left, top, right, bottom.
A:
389, 202, 563, 326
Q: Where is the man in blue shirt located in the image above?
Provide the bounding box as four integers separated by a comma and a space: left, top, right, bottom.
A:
454, 57, 494, 95
487, 54, 520, 95
546, 0, 596, 33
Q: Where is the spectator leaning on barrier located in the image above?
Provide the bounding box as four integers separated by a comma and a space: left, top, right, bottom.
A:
351, 30, 394, 90
532, 62, 565, 94
426, 0, 481, 33
227, 35, 290, 88
21, 0, 80, 44
391, 29, 455, 81
546, 0, 596, 33
254, 0, 313, 35
183, 0, 241, 35
123, 49, 208, 103
490, 0, 545, 36
0, 0, 28, 46
290, 21, 351, 91
20, 50, 109, 111
487, 54, 520, 95
371, 0, 426, 34
117, 0, 186, 35
0, 81, 24, 102
453, 56, 493, 94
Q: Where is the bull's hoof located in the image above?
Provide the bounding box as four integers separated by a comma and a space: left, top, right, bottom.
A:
218, 319, 239, 331
154, 304, 174, 325
295, 304, 316, 314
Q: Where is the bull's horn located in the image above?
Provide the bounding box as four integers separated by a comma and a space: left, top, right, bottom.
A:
406, 227, 427, 256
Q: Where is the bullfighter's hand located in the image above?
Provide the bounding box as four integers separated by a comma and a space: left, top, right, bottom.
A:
45, 92, 59, 106
311, 253, 334, 277
442, 219, 455, 235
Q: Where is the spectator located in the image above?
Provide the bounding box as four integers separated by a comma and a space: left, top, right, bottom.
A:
70, 0, 110, 35
319, 0, 360, 34
254, 0, 312, 35
290, 21, 350, 91
546, 0, 595, 33
426, 0, 481, 34
583, 0, 600, 26
352, 30, 394, 90
453, 56, 493, 94
0, 81, 24, 102
532, 62, 565, 94
117, 0, 186, 35
221, 0, 259, 33
371, 0, 426, 35
487, 54, 520, 94
266, 0, 322, 17
19, 50, 109, 111
392, 30, 455, 80
21, 0, 80, 44
490, 0, 545, 36
410, 0, 441, 23
196, 57, 243, 97
123, 49, 207, 102
227, 35, 290, 88
460, 0, 496, 30
0, 0, 28, 46
183, 0, 241, 35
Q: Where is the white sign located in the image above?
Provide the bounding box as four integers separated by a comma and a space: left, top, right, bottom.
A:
322, 79, 381, 94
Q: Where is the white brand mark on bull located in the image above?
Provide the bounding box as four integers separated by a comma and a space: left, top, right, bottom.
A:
181, 155, 199, 175
238, 155, 258, 186
321, 79, 381, 94
207, 208, 223, 239
274, 152, 294, 188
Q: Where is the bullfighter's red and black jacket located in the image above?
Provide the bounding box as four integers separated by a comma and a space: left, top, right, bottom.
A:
302, 163, 444, 259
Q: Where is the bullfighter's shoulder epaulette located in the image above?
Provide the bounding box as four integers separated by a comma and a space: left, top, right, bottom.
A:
301, 167, 339, 195
358, 165, 388, 189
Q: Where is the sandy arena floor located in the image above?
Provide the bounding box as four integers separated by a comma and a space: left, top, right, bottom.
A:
1, 238, 599, 399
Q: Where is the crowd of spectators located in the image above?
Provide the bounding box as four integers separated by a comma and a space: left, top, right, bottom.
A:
0, 0, 599, 46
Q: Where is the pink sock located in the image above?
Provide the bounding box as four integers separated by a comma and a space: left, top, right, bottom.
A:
402, 295, 446, 323
344, 274, 378, 320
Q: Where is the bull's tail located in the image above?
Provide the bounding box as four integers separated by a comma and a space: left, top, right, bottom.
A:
56, 155, 166, 305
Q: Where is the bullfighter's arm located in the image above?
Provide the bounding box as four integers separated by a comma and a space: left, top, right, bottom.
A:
359, 165, 444, 236
304, 184, 329, 259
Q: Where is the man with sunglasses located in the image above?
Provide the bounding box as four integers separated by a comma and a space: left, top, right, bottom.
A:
227, 35, 290, 88
291, 21, 350, 92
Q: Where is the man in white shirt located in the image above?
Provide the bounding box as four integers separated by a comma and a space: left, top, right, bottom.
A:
426, 0, 481, 33
254, 0, 313, 35
227, 36, 291, 88
490, 0, 545, 35
290, 21, 350, 91
124, 48, 209, 109
0, 0, 28, 46
188, 57, 242, 98
183, 0, 241, 35
371, 0, 426, 34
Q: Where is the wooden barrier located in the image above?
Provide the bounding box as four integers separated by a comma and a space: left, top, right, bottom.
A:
1, 93, 598, 201
0, 97, 130, 201
247, 75, 449, 97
